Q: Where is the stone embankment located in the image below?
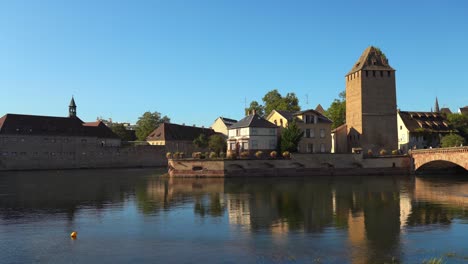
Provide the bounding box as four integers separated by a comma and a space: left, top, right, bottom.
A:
168, 153, 411, 177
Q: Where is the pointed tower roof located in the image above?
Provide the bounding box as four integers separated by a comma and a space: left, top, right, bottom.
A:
315, 104, 325, 115
434, 97, 440, 113
347, 46, 395, 75
69, 96, 76, 107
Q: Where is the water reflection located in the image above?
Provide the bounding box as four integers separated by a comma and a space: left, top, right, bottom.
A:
1, 170, 468, 263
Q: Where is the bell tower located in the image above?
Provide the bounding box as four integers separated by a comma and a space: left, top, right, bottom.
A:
69, 96, 77, 118
345, 46, 398, 153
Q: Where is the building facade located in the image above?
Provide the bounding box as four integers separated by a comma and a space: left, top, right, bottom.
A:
397, 111, 453, 153
266, 109, 332, 153
345, 46, 398, 153
210, 117, 237, 137
227, 113, 277, 155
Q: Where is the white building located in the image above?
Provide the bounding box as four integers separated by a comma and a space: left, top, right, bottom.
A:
227, 113, 278, 155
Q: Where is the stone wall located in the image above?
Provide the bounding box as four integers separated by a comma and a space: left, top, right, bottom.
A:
168, 153, 411, 177
0, 145, 167, 171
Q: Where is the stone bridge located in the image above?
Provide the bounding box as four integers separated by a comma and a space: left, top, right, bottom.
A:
410, 147, 468, 171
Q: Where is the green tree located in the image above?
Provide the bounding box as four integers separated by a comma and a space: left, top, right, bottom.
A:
246, 89, 301, 117
135, 111, 170, 141
262, 89, 300, 117
446, 113, 468, 140
208, 134, 227, 153
110, 123, 135, 141
280, 120, 304, 152
245, 100, 265, 116
325, 91, 346, 129
441, 133, 465, 147
193, 134, 209, 149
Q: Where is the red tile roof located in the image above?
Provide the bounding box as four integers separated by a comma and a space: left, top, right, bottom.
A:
0, 114, 119, 138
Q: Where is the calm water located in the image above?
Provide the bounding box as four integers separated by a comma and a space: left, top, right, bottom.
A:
1, 169, 468, 264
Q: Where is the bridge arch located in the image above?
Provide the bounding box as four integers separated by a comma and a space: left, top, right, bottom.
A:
411, 147, 468, 172
415, 159, 466, 172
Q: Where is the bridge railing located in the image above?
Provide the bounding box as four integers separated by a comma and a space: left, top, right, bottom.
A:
409, 146, 468, 155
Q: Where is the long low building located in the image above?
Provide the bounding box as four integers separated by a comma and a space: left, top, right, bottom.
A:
0, 98, 166, 170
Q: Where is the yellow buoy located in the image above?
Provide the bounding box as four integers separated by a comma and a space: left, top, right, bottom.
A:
70, 231, 77, 239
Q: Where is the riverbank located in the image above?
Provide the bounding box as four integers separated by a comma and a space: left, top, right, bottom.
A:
168, 153, 411, 177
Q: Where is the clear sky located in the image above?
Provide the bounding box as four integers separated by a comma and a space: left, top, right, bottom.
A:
1, 0, 467, 126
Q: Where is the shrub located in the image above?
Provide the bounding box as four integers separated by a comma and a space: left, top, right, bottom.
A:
379, 149, 387, 156
204, 152, 210, 159
391, 150, 398, 155
192, 152, 202, 159
179, 152, 185, 159
173, 152, 180, 159
282, 151, 290, 159
367, 149, 373, 157
209, 152, 217, 159
226, 152, 236, 159
270, 151, 277, 158
219, 152, 226, 158
255, 151, 263, 159
240, 151, 250, 158
166, 152, 172, 159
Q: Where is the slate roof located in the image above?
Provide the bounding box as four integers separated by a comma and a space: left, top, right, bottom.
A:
347, 46, 395, 75
398, 111, 452, 133
219, 117, 237, 127
294, 109, 333, 123
230, 114, 278, 129
146, 122, 216, 141
272, 109, 332, 124
0, 113, 119, 138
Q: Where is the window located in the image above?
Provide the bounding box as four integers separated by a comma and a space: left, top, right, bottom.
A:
320, 129, 325, 138
387, 71, 391, 77
310, 129, 315, 138
365, 71, 368, 77
230, 143, 236, 150
274, 120, 277, 125
242, 142, 249, 150
320, 143, 325, 153
251, 128, 258, 135
269, 129, 276, 135
400, 126, 402, 130
305, 129, 310, 138
236, 129, 241, 136
380, 71, 383, 77
314, 116, 318, 124
307, 143, 313, 153
280, 119, 283, 126
373, 71, 376, 77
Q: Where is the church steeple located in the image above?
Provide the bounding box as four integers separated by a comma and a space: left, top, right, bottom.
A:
434, 97, 440, 113
69, 96, 77, 118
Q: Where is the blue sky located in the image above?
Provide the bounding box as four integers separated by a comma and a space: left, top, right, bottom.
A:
1, 0, 467, 126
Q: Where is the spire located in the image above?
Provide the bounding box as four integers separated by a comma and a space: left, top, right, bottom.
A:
69, 96, 77, 118
434, 97, 440, 113
70, 96, 76, 107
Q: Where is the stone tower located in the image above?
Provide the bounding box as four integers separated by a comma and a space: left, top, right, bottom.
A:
69, 96, 77, 118
345, 46, 398, 153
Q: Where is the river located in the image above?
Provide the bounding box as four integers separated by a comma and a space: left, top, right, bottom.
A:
1, 169, 467, 263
